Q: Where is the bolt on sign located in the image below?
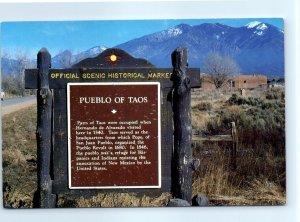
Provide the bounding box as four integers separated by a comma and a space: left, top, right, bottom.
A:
68, 82, 161, 188
25, 48, 200, 200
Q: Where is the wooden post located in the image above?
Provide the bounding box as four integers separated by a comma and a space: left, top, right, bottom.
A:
231, 122, 238, 171
171, 48, 193, 203
35, 48, 56, 208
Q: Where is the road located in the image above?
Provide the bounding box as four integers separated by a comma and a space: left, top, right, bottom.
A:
1, 96, 36, 115
1, 96, 36, 107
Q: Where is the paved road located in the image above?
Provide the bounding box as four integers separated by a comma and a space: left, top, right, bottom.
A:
1, 96, 36, 108
1, 96, 36, 116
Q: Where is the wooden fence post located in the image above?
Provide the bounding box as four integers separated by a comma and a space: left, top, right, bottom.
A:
171, 48, 193, 203
35, 48, 56, 208
231, 122, 238, 171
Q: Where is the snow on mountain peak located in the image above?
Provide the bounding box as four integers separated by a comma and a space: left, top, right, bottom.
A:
88, 46, 107, 54
245, 21, 262, 29
245, 21, 269, 36
165, 23, 192, 37
256, 23, 268, 30
254, 31, 264, 36
167, 28, 183, 37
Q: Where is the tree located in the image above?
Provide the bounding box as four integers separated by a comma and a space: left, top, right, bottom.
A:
203, 52, 240, 89
1, 50, 33, 96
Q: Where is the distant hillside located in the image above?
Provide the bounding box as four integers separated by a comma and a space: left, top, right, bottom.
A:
1, 57, 18, 75
51, 46, 107, 68
1, 57, 35, 76
116, 21, 284, 77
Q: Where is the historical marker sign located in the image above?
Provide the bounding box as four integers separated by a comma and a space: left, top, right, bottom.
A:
25, 48, 200, 203
67, 82, 161, 188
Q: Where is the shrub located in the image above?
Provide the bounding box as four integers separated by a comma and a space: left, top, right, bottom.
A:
192, 89, 285, 205
227, 94, 265, 107
206, 96, 285, 155
265, 88, 285, 100
192, 101, 213, 111
207, 105, 250, 135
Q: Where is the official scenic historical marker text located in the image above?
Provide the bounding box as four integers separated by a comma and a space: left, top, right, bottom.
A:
67, 82, 161, 189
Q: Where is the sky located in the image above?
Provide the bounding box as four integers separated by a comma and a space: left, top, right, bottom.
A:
1, 18, 283, 59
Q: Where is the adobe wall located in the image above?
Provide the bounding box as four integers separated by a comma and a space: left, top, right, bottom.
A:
200, 74, 268, 91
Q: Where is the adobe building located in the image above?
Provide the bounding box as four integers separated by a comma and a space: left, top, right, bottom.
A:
199, 74, 216, 91
230, 75, 267, 89
200, 74, 268, 91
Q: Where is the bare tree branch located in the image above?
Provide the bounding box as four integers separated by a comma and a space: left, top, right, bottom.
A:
1, 50, 34, 96
203, 52, 240, 89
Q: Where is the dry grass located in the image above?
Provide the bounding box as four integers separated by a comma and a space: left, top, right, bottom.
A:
192, 111, 210, 132
191, 88, 286, 205
192, 147, 286, 205
57, 192, 171, 208
2, 105, 37, 208
197, 178, 286, 206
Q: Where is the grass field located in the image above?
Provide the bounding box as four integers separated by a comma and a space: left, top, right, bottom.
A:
2, 87, 285, 207
191, 87, 285, 205
2, 105, 37, 208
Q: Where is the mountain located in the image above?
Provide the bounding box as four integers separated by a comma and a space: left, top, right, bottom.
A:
1, 21, 284, 77
72, 46, 107, 64
52, 46, 107, 68
1, 57, 18, 75
52, 49, 73, 68
1, 45, 107, 75
115, 21, 284, 77
1, 57, 35, 76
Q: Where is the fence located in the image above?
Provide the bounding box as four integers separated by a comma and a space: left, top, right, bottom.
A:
192, 122, 238, 171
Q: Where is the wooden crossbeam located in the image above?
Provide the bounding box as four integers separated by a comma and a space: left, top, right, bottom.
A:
25, 68, 200, 89
192, 134, 233, 142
